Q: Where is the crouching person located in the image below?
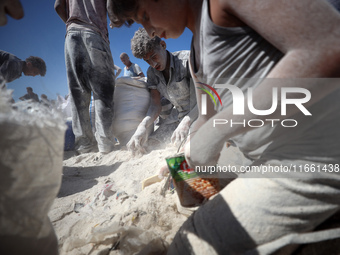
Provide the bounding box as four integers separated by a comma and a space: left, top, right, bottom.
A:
127, 28, 197, 154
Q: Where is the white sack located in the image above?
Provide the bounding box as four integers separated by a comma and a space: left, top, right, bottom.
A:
112, 77, 150, 145
0, 90, 65, 255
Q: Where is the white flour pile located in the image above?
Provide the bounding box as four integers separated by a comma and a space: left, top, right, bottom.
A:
49, 142, 247, 255
49, 144, 190, 255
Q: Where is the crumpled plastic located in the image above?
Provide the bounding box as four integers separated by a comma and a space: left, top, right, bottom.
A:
0, 89, 65, 255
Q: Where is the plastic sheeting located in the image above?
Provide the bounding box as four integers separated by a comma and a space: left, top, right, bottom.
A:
0, 89, 66, 255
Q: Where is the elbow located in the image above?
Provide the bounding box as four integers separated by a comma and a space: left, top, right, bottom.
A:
54, 2, 60, 12
54, 2, 64, 16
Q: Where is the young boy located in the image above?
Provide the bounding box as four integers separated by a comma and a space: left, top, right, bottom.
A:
108, 0, 340, 253
127, 28, 197, 153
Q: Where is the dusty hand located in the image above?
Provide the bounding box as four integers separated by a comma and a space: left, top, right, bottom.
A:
171, 116, 190, 145
126, 123, 149, 155
0, 0, 24, 26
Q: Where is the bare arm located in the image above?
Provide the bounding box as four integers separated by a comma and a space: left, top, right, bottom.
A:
186, 0, 340, 166
212, 0, 340, 131
54, 0, 67, 23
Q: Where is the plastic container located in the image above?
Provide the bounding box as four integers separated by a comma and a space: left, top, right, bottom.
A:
166, 153, 220, 207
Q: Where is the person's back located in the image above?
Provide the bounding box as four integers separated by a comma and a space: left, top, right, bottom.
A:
0, 50, 24, 83
66, 0, 109, 42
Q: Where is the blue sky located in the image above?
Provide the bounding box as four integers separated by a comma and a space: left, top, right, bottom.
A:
1, 0, 192, 102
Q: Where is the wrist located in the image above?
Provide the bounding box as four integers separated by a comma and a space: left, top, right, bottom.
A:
141, 116, 151, 126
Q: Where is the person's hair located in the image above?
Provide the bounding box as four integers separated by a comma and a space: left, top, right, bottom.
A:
26, 86, 33, 91
107, 0, 139, 27
120, 52, 129, 58
131, 28, 162, 59
26, 56, 47, 76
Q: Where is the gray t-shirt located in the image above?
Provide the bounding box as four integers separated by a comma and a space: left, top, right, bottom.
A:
0, 50, 24, 83
191, 0, 340, 163
147, 50, 196, 123
66, 0, 109, 42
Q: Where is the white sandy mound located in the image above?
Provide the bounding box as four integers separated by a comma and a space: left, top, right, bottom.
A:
49, 144, 190, 255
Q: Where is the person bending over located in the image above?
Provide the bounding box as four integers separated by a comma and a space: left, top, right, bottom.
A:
127, 28, 197, 154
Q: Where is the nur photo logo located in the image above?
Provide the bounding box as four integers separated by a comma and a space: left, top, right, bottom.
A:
196, 82, 222, 115
196, 82, 312, 128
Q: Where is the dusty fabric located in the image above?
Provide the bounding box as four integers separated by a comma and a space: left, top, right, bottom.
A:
0, 50, 24, 83
65, 28, 115, 153
66, 0, 109, 43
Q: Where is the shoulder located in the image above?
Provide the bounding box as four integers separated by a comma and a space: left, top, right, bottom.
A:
171, 50, 190, 66
146, 67, 159, 89
171, 50, 190, 59
205, 0, 246, 27
133, 63, 142, 69
0, 51, 21, 64
171, 50, 191, 77
133, 63, 143, 72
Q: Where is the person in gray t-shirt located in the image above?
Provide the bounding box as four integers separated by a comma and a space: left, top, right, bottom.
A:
127, 28, 197, 154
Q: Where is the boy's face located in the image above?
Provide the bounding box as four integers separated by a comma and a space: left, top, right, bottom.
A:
135, 0, 187, 39
143, 44, 167, 71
